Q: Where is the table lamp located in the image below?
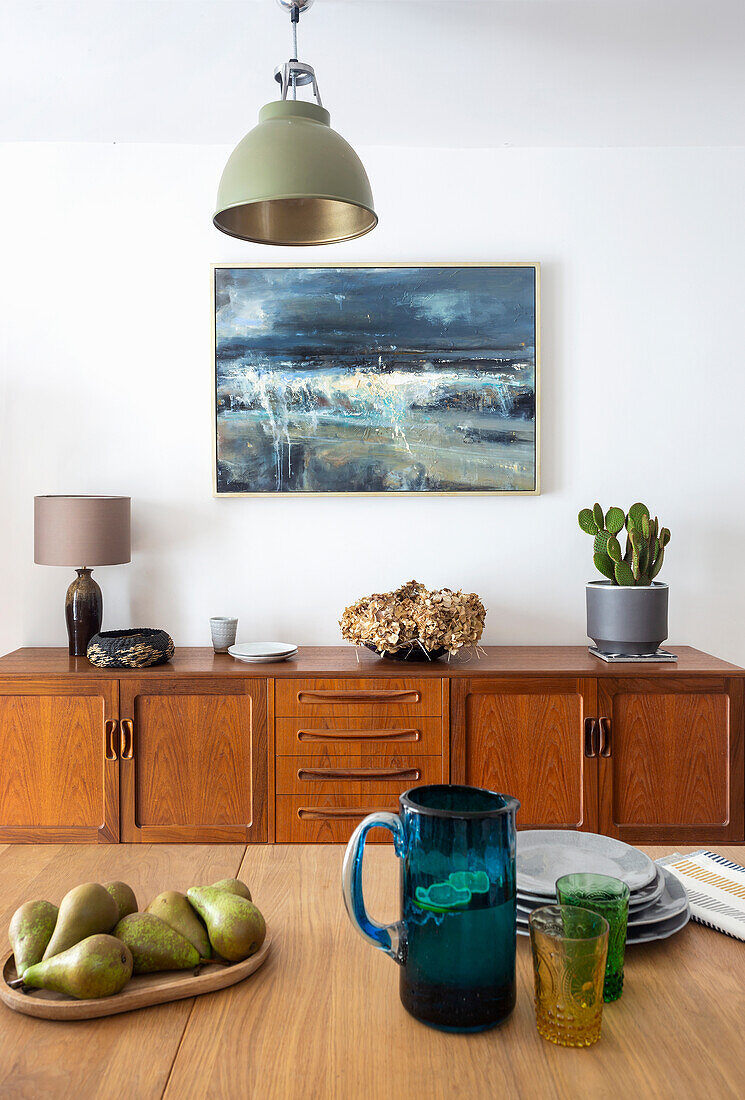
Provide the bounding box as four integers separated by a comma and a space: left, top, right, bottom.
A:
34, 496, 131, 656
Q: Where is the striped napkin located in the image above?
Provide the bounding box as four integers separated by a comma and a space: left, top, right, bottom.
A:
656, 850, 745, 941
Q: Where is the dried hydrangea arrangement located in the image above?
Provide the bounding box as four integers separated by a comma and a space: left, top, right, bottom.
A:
339, 580, 486, 660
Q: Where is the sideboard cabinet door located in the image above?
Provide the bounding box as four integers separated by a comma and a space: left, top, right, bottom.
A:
0, 679, 119, 842
597, 677, 744, 843
451, 678, 599, 831
119, 677, 267, 843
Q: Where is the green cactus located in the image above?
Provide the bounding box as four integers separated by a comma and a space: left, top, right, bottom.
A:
578, 508, 599, 535
593, 531, 610, 555
631, 534, 641, 579
578, 502, 670, 586
605, 507, 625, 535
593, 552, 616, 580
650, 548, 665, 579
614, 561, 634, 586
627, 502, 649, 526
606, 535, 622, 563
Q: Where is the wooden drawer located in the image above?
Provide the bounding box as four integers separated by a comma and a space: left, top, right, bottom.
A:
276, 754, 443, 795
276, 795, 402, 843
275, 716, 443, 756
275, 678, 442, 717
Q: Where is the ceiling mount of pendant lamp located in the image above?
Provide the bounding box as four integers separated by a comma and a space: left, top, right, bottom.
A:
213, 0, 377, 246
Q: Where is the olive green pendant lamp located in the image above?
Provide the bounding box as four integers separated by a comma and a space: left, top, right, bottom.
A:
213, 0, 377, 246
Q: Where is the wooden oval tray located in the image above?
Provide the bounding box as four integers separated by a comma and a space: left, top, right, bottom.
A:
0, 935, 271, 1020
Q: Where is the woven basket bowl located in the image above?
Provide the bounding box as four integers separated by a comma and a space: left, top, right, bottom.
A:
87, 629, 175, 669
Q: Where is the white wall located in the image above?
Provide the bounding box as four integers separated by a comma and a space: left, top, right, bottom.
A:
4, 1, 745, 148
1, 141, 744, 664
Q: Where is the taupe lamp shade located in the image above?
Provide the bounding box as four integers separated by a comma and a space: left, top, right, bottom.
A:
34, 496, 131, 567
213, 101, 377, 246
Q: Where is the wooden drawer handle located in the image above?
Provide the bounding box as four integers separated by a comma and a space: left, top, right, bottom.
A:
583, 717, 598, 758
120, 718, 135, 760
104, 719, 119, 761
296, 690, 421, 704
297, 728, 421, 742
297, 807, 398, 821
599, 717, 612, 758
297, 766, 421, 783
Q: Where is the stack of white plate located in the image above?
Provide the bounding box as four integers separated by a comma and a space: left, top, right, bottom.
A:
228, 642, 298, 664
516, 830, 690, 945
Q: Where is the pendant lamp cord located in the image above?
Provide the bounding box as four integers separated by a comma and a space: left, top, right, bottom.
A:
290, 4, 299, 100
274, 1, 321, 106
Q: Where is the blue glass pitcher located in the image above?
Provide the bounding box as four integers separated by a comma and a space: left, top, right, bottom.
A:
342, 784, 519, 1032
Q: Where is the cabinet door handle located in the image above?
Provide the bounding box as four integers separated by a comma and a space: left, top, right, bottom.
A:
599, 717, 612, 758
297, 728, 421, 742
104, 720, 119, 761
297, 766, 421, 783
297, 806, 398, 821
297, 689, 421, 704
584, 717, 598, 758
120, 718, 135, 760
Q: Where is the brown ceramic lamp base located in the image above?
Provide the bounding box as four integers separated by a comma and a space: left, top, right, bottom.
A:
65, 568, 103, 657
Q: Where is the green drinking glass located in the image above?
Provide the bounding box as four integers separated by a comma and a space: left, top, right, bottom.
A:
555, 873, 630, 1001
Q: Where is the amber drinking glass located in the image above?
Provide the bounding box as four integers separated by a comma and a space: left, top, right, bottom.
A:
529, 905, 609, 1047
555, 873, 630, 1002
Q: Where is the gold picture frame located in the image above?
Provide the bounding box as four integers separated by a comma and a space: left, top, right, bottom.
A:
212, 261, 541, 496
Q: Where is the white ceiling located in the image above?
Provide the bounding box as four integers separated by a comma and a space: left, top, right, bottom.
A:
1, 1, 743, 147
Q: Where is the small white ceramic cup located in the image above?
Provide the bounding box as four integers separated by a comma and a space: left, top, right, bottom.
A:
210, 617, 238, 653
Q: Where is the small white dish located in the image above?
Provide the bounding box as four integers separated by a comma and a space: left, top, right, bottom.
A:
229, 642, 297, 657
517, 904, 691, 944
624, 906, 690, 943
517, 868, 690, 938
628, 865, 666, 908
517, 864, 666, 911
625, 868, 689, 927
228, 642, 298, 664
230, 653, 297, 664
517, 830, 656, 895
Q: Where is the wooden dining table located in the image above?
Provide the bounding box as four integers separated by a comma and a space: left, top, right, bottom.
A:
0, 842, 743, 1099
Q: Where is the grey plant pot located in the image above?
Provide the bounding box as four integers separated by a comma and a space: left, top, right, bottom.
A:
586, 581, 669, 656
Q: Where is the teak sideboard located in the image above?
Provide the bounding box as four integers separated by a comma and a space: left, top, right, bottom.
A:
0, 646, 742, 845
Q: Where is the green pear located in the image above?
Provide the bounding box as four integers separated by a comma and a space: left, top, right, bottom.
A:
114, 913, 201, 973
104, 881, 138, 921
210, 878, 252, 902
9, 900, 58, 977
145, 891, 211, 959
187, 887, 266, 963
43, 883, 119, 960
23, 934, 133, 999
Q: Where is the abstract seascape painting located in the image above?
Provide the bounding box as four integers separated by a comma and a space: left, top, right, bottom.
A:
213, 264, 539, 495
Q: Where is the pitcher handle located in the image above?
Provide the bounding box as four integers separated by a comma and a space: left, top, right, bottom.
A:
342, 811, 407, 963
